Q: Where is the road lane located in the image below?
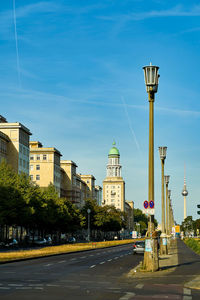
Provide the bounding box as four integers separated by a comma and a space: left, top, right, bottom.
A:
0, 243, 143, 299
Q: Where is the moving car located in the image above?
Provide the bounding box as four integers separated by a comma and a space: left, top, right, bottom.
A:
133, 241, 145, 254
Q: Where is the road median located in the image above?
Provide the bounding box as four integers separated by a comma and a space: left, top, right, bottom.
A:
0, 239, 135, 263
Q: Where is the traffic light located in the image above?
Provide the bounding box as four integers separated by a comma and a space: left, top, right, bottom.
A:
197, 204, 200, 215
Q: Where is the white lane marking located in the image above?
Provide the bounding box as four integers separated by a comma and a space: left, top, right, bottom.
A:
28, 284, 43, 286
80, 256, 85, 258
16, 287, 32, 290
135, 284, 144, 289
3, 272, 16, 274
119, 292, 136, 300
100, 261, 105, 264
90, 265, 96, 268
64, 285, 80, 289
0, 287, 10, 290
89, 255, 94, 257
46, 284, 60, 287
8, 284, 23, 287
58, 260, 66, 263
107, 259, 112, 262
183, 288, 191, 295
34, 287, 44, 290
44, 263, 53, 267
114, 257, 119, 259
70, 258, 77, 261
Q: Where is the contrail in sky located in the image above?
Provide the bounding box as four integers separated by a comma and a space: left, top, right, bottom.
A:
13, 0, 21, 88
121, 96, 141, 154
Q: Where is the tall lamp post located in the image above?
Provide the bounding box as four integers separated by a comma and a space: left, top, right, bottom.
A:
159, 147, 167, 255
87, 209, 91, 242
143, 63, 160, 272
164, 176, 170, 234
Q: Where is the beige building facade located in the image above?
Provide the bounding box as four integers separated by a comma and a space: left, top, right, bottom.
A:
60, 161, 100, 208
60, 160, 87, 207
103, 142, 125, 211
0, 115, 31, 175
29, 141, 62, 195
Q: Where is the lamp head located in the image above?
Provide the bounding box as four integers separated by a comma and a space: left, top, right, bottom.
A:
165, 175, 170, 185
159, 146, 167, 160
143, 63, 160, 93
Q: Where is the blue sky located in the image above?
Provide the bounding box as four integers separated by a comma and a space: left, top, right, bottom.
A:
1, 0, 200, 225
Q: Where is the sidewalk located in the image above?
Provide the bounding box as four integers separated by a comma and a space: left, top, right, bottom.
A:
127, 238, 179, 278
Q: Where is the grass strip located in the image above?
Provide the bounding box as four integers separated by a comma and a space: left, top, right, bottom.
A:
184, 238, 200, 255
0, 239, 137, 262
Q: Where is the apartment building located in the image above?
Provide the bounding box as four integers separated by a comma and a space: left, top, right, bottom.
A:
29, 141, 62, 195
79, 174, 96, 200
0, 115, 31, 175
95, 185, 102, 206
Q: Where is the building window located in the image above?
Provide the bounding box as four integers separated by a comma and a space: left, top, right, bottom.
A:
30, 175, 33, 181
30, 155, 34, 160
19, 158, 22, 166
43, 154, 47, 160
36, 164, 40, 170
19, 145, 22, 153
36, 175, 40, 180
23, 160, 25, 168
87, 180, 89, 183
30, 165, 33, 171
36, 155, 40, 160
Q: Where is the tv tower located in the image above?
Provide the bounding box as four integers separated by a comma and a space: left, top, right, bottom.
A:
182, 166, 188, 220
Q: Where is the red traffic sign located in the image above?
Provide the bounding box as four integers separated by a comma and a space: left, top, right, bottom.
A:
143, 200, 149, 209
149, 200, 154, 209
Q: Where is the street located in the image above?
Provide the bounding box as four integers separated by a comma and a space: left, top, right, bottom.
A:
0, 240, 200, 299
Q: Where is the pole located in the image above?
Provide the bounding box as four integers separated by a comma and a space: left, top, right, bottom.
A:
88, 212, 90, 242
166, 183, 169, 235
161, 159, 165, 233
148, 92, 155, 233
87, 208, 91, 242
143, 90, 159, 272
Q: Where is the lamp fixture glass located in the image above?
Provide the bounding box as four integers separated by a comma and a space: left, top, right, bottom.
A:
159, 146, 167, 160
165, 175, 170, 185
143, 63, 160, 93
168, 189, 171, 197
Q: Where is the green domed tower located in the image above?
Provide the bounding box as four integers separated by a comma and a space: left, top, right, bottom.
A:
103, 142, 125, 211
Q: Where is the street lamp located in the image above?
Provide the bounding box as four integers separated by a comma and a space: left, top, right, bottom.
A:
87, 208, 91, 242
165, 176, 170, 235
159, 147, 167, 255
159, 147, 167, 233
143, 63, 160, 272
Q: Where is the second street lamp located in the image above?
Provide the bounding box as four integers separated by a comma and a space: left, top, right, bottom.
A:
143, 63, 159, 272
159, 146, 167, 255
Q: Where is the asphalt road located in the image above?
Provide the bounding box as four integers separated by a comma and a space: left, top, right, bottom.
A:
0, 240, 200, 299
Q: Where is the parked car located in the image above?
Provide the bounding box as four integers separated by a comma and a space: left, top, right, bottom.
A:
133, 241, 145, 254
46, 237, 52, 245
68, 237, 76, 243
5, 238, 18, 248
33, 238, 47, 245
